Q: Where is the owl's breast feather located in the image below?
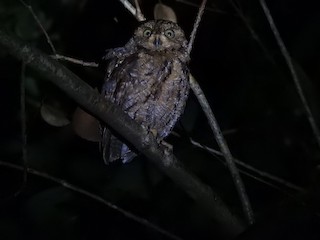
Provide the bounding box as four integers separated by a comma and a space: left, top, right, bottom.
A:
104, 49, 189, 140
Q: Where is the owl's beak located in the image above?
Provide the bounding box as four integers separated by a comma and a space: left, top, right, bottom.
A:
153, 35, 162, 48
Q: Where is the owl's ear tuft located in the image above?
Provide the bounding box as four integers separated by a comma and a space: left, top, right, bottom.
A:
154, 3, 177, 23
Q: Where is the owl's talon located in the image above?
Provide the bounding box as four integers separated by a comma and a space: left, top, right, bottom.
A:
161, 140, 173, 151
163, 147, 174, 166
149, 128, 158, 138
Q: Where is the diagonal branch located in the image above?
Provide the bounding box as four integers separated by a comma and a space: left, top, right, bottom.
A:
187, 0, 207, 54
259, 0, 320, 149
228, 0, 275, 64
175, 0, 229, 15
0, 160, 182, 240
14, 61, 28, 197
20, 0, 99, 67
119, 0, 146, 21
0, 30, 244, 238
19, 0, 57, 54
190, 75, 254, 224
186, 0, 254, 225
189, 138, 305, 193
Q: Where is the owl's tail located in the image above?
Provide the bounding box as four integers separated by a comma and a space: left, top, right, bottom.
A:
101, 127, 137, 164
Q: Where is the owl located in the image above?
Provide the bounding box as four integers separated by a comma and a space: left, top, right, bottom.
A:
101, 20, 190, 164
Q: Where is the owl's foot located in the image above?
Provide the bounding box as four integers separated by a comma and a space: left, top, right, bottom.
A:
161, 141, 175, 167
160, 140, 173, 151
147, 128, 173, 150
149, 128, 158, 138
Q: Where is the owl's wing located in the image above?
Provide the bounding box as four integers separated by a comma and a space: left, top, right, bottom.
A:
103, 38, 137, 60
100, 127, 128, 164
100, 127, 111, 164
101, 54, 140, 164
101, 126, 137, 164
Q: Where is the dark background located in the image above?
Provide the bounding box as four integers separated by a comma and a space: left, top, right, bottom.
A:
1, 0, 320, 239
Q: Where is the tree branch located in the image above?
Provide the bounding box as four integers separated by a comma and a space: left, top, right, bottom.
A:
0, 30, 244, 237
189, 138, 305, 193
185, 0, 254, 225
14, 61, 28, 197
19, 0, 57, 54
259, 0, 320, 149
187, 0, 207, 54
119, 0, 146, 21
0, 160, 183, 240
52, 54, 99, 67
190, 75, 254, 224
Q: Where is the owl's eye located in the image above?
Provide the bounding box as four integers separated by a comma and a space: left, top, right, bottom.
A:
164, 29, 175, 39
143, 29, 152, 37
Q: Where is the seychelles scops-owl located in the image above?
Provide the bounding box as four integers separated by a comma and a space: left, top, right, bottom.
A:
101, 20, 190, 164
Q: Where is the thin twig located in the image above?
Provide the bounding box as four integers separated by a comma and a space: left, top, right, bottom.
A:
53, 54, 99, 67
20, 0, 99, 67
189, 138, 305, 193
190, 75, 254, 225
185, 0, 254, 224
234, 168, 302, 199
259, 0, 320, 148
20, 62, 28, 184
187, 0, 207, 54
0, 161, 182, 240
119, 0, 146, 21
119, 0, 136, 17
171, 130, 304, 193
14, 62, 28, 197
134, 0, 146, 22
175, 0, 229, 15
19, 0, 57, 54
228, 0, 275, 64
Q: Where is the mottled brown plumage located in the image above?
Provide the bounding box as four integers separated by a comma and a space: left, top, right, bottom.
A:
101, 20, 190, 163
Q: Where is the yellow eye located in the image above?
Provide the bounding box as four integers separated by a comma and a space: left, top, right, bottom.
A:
164, 29, 175, 38
143, 29, 152, 37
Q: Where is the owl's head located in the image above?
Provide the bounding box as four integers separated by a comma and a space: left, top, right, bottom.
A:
133, 20, 188, 52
